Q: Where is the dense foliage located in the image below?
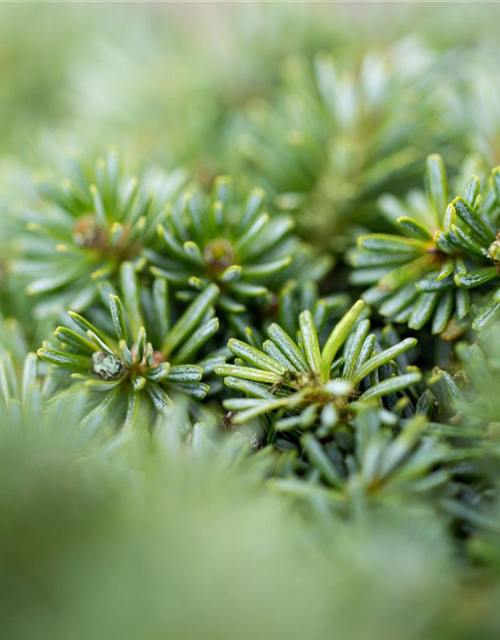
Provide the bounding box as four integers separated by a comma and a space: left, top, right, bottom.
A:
2, 4, 500, 640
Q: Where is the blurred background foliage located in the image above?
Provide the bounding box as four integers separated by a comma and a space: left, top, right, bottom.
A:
2, 2, 500, 639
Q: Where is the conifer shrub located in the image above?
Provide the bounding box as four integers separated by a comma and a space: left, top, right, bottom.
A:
2, 4, 500, 639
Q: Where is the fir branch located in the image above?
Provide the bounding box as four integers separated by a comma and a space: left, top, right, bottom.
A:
216, 300, 421, 429
238, 43, 444, 248
148, 177, 332, 314
349, 154, 500, 336
15, 149, 186, 317
38, 262, 220, 429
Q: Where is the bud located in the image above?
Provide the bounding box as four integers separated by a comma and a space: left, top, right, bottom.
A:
92, 351, 125, 380
488, 240, 500, 263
